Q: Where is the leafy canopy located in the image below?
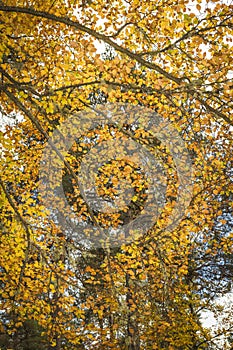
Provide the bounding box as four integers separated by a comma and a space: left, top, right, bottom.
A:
0, 0, 232, 349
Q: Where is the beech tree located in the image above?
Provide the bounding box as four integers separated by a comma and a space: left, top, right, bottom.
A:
0, 1, 233, 349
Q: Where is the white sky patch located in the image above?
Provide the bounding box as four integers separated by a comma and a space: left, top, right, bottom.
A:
95, 40, 106, 54
0, 111, 24, 131
201, 291, 233, 348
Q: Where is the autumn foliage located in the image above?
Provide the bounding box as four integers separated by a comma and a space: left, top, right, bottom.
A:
0, 1, 233, 349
